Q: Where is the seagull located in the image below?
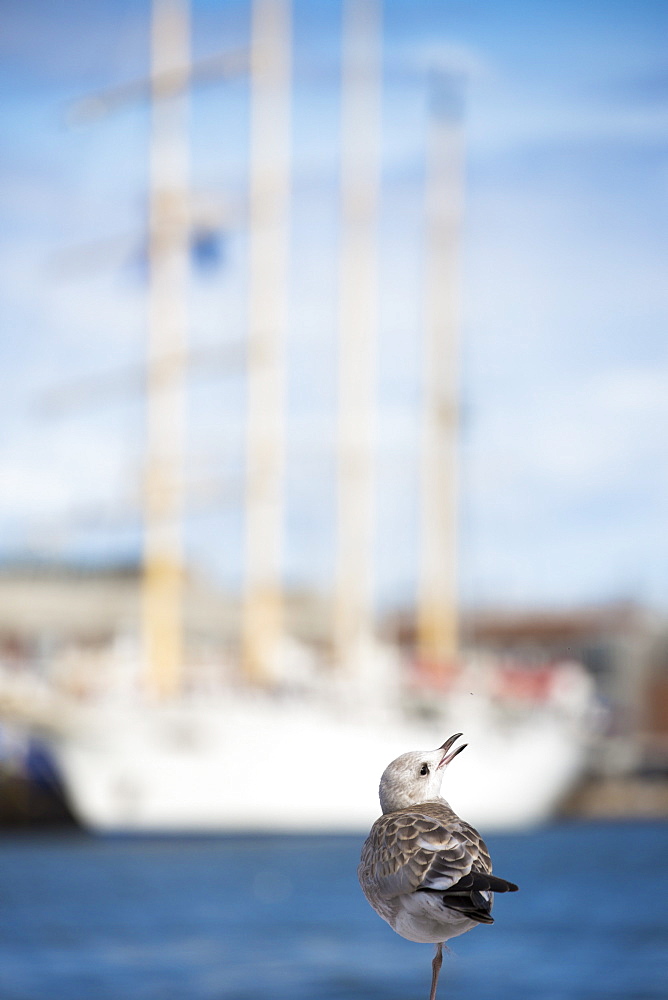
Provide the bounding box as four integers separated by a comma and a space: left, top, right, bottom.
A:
358, 733, 519, 1000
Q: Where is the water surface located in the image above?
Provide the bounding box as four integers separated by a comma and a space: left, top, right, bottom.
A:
0, 822, 666, 999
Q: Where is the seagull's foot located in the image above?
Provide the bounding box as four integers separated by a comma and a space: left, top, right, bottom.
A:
429, 942, 443, 1000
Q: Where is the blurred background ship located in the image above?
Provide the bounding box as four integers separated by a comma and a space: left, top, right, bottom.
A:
1, 0, 667, 833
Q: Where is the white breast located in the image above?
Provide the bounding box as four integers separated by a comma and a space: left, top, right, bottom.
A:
391, 891, 478, 944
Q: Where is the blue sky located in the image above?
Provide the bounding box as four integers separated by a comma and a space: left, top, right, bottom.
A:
1, 0, 667, 612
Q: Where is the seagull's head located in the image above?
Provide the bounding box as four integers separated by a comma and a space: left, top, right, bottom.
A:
378, 733, 467, 814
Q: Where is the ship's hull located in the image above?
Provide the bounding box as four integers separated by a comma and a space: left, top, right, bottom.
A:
48, 693, 589, 832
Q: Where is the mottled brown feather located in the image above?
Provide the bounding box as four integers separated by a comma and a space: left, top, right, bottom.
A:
359, 800, 503, 926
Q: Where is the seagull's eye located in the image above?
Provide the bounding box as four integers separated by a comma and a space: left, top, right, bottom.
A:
419, 763, 429, 776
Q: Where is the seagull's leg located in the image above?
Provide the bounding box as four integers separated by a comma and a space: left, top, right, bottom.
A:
429, 942, 443, 1000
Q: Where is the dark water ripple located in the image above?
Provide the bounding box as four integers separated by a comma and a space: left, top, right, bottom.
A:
0, 822, 666, 999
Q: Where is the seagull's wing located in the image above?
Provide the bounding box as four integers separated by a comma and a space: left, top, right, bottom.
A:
359, 805, 493, 902
359, 805, 518, 926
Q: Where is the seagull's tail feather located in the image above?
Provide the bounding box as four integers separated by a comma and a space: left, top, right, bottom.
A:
419, 871, 519, 925
472, 873, 519, 893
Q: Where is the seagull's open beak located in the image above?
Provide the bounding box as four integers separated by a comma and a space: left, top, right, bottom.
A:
437, 733, 467, 768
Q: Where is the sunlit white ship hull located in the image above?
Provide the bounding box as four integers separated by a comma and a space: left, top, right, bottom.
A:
48, 680, 593, 833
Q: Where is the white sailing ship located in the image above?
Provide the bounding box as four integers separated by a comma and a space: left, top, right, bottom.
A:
0, 2, 598, 835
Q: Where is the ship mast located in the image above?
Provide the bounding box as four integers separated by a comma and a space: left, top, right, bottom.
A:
416, 72, 465, 679
141, 0, 191, 698
241, 0, 293, 684
67, 10, 252, 697
333, 0, 383, 676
